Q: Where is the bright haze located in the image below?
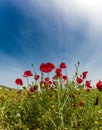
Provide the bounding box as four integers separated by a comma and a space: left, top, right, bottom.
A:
0, 0, 102, 88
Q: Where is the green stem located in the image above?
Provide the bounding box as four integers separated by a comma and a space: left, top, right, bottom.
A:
47, 116, 57, 129
41, 71, 44, 81
65, 68, 68, 85
17, 84, 18, 90
27, 77, 29, 89
31, 63, 36, 74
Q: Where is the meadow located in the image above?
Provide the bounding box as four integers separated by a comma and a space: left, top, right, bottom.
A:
0, 62, 102, 130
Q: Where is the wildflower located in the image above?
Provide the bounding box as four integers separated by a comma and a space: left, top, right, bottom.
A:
56, 68, 62, 74
23, 70, 33, 77
29, 87, 35, 92
15, 78, 23, 86
94, 121, 99, 124
40, 81, 46, 89
96, 80, 102, 91
85, 80, 92, 88
60, 62, 67, 69
23, 70, 33, 89
62, 75, 68, 80
34, 74, 40, 80
48, 81, 52, 85
44, 77, 50, 81
82, 71, 88, 79
79, 101, 84, 106
76, 77, 83, 84
47, 62, 55, 69
40, 80, 45, 85
40, 62, 55, 73
57, 73, 62, 77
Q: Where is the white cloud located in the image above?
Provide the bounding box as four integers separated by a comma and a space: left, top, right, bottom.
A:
0, 67, 22, 88
2, 0, 102, 87
15, 0, 102, 85
46, 0, 102, 85
0, 52, 39, 88
50, 0, 102, 22
0, 53, 24, 88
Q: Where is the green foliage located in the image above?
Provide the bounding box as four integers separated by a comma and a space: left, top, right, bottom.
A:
1, 85, 102, 130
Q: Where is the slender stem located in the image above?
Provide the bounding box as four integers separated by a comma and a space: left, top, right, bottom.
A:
17, 84, 18, 90
31, 63, 36, 74
27, 77, 29, 89
41, 71, 44, 81
47, 73, 49, 78
31, 63, 37, 84
65, 68, 68, 77
65, 68, 68, 84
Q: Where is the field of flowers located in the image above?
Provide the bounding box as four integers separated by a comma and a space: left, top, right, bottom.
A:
1, 62, 102, 130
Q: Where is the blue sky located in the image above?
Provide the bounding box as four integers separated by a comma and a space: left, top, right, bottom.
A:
0, 0, 102, 88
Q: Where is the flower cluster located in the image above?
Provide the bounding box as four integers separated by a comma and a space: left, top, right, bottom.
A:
76, 71, 88, 84
15, 62, 102, 92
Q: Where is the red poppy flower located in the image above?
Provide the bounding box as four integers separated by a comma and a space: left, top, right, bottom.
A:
44, 77, 50, 81
15, 78, 23, 86
55, 68, 62, 77
96, 81, 102, 91
34, 75, 40, 80
47, 62, 55, 69
62, 75, 68, 80
40, 62, 55, 73
57, 73, 62, 77
76, 77, 83, 84
85, 80, 91, 87
56, 68, 62, 74
23, 70, 33, 77
82, 71, 88, 79
60, 62, 67, 69
48, 81, 52, 85
29, 87, 35, 92
79, 101, 84, 107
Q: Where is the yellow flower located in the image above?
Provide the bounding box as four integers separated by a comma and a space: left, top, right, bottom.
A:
94, 121, 99, 124
95, 128, 98, 130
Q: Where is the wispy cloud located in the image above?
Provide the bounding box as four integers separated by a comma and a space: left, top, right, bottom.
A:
0, 53, 23, 88
1, 0, 102, 87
